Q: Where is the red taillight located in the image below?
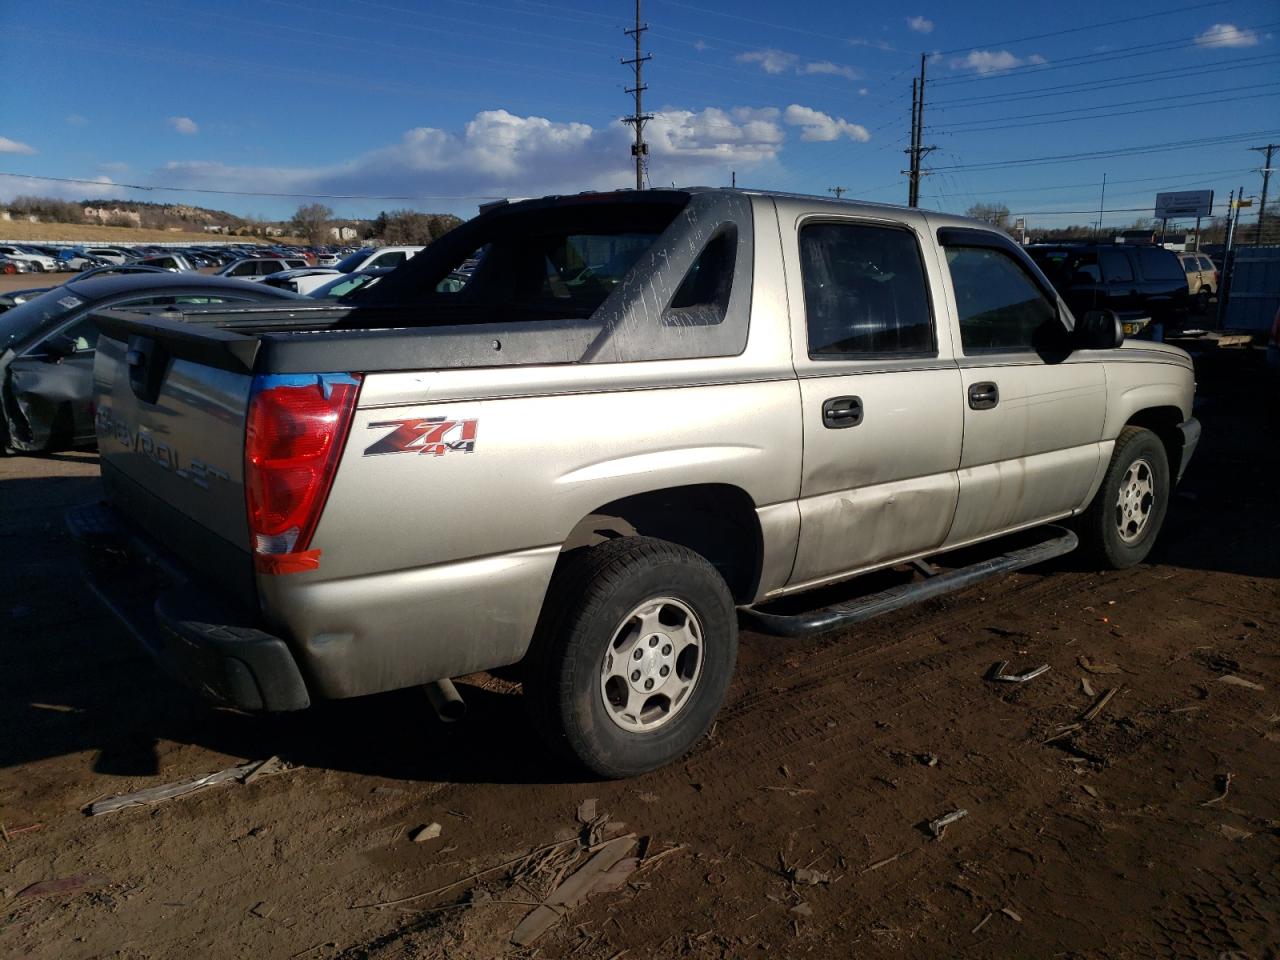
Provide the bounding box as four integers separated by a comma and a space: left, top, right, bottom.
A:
245, 374, 362, 574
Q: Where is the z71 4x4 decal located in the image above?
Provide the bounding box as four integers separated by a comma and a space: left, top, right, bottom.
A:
364, 417, 479, 457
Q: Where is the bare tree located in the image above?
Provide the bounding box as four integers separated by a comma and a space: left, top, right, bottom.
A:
291, 203, 334, 246
965, 202, 1010, 229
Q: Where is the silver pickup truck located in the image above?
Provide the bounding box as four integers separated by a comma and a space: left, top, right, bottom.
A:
70, 189, 1199, 777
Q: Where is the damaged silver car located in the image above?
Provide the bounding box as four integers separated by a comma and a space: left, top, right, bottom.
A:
0, 274, 301, 454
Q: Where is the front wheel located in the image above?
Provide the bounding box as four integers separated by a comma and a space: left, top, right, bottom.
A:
1077, 426, 1171, 568
524, 537, 738, 778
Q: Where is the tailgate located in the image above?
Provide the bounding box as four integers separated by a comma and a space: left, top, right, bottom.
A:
93, 312, 258, 582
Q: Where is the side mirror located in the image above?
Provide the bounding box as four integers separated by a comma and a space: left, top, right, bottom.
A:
1076, 309, 1124, 350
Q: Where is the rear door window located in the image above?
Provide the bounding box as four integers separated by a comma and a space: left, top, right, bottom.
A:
1099, 249, 1133, 283
799, 222, 934, 357
370, 251, 408, 269
1136, 247, 1184, 281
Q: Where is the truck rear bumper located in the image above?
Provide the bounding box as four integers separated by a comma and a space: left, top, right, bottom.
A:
66, 501, 310, 712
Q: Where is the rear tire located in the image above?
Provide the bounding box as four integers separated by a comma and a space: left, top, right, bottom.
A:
524, 537, 738, 779
1077, 426, 1170, 569
1196, 289, 1211, 314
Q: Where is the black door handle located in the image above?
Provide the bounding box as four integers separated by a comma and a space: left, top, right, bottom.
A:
822, 395, 863, 428
968, 381, 999, 410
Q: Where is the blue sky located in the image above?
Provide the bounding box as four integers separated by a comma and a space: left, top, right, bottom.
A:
1, 0, 1277, 228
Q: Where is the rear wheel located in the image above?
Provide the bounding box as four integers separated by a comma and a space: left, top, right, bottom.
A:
1196, 288, 1211, 314
524, 537, 738, 778
1077, 426, 1170, 568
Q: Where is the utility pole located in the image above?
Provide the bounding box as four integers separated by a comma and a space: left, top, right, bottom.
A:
905, 77, 919, 206
1249, 143, 1276, 245
621, 0, 652, 191
1095, 173, 1107, 239
828, 186, 847, 200
903, 54, 935, 207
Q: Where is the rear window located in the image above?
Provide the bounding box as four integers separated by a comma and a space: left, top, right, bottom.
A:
352, 191, 753, 363
1136, 247, 1184, 281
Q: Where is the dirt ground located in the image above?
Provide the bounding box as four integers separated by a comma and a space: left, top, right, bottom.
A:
0, 273, 68, 296
1, 345, 1277, 960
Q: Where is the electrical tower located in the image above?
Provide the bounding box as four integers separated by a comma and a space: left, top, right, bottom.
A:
621, 0, 652, 191
904, 54, 936, 207
828, 186, 847, 200
1249, 143, 1276, 245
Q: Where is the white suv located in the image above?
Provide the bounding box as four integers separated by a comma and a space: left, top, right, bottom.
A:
216, 257, 310, 282
283, 246, 424, 294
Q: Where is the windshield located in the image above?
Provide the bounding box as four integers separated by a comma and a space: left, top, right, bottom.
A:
310, 272, 381, 299
0, 286, 85, 350
335, 249, 374, 273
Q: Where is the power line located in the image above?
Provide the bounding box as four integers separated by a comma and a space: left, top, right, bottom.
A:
933, 0, 1229, 55
928, 130, 1280, 172
930, 54, 1280, 108
932, 20, 1280, 87
933, 85, 1280, 135
0, 171, 508, 202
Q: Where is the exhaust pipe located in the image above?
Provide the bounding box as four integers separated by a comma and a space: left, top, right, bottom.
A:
424, 678, 467, 722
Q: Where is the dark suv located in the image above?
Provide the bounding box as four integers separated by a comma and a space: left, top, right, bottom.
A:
1027, 243, 1189, 328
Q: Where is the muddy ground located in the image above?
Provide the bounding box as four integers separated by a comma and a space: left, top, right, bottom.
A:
1, 344, 1277, 960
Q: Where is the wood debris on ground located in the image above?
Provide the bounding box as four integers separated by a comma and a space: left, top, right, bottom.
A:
510, 834, 638, 947
1218, 674, 1264, 691
927, 808, 969, 839
1077, 655, 1124, 675
16, 875, 106, 900
409, 823, 442, 843
84, 756, 289, 816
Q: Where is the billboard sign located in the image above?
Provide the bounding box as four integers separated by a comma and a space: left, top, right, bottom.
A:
1154, 190, 1213, 219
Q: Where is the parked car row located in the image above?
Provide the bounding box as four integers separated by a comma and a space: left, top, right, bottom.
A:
0, 250, 401, 452
0, 241, 376, 276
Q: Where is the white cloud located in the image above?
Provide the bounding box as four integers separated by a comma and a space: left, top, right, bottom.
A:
1194, 23, 1259, 48
783, 104, 870, 142
66, 114, 88, 127
693, 39, 709, 52
802, 61, 860, 81
858, 87, 869, 96
738, 48, 860, 81
168, 116, 199, 135
150, 106, 802, 208
736, 48, 797, 74
0, 136, 37, 155
950, 49, 1046, 74
907, 16, 934, 34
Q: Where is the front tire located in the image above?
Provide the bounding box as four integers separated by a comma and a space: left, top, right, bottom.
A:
524, 537, 738, 778
1077, 426, 1170, 569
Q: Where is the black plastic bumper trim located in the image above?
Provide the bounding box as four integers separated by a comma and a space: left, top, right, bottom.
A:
67, 501, 311, 711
